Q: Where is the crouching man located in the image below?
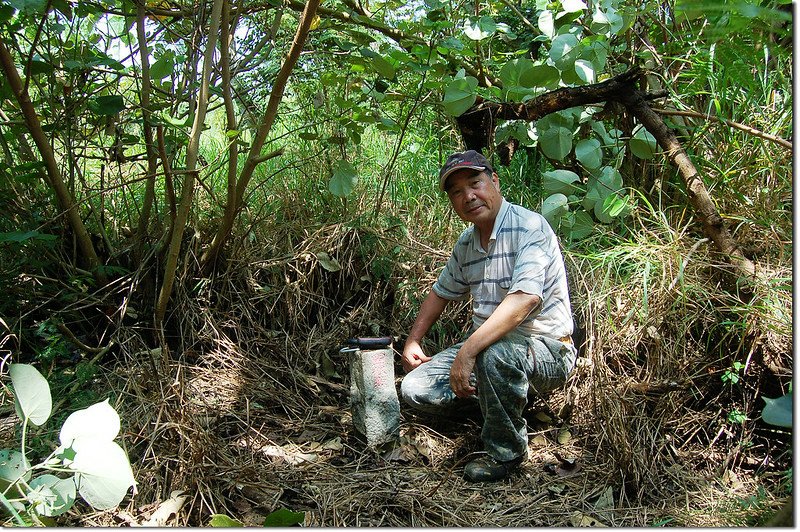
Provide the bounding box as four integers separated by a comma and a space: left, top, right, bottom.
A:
400, 150, 577, 482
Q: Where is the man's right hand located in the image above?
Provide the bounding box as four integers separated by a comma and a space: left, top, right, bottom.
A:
401, 340, 432, 373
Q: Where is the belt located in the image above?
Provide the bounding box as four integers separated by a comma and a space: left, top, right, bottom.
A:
559, 336, 572, 345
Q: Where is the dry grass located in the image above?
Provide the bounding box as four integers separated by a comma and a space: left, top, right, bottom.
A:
0, 201, 791, 527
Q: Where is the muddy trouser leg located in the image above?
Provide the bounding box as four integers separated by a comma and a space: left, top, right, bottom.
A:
400, 341, 481, 418
475, 334, 577, 462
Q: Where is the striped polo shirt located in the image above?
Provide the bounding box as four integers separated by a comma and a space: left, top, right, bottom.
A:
432, 199, 573, 339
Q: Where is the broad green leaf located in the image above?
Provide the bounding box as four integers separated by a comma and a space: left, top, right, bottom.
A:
529, 64, 561, 89
329, 160, 358, 197
160, 111, 191, 128
539, 126, 573, 160
0, 3, 16, 20
438, 36, 464, 52
10, 363, 52, 426
72, 440, 135, 510
561, 0, 587, 12
210, 514, 244, 527
541, 193, 569, 228
581, 39, 609, 71
499, 58, 535, 88
574, 59, 595, 83
263, 508, 306, 527
149, 55, 174, 80
595, 193, 627, 223
537, 10, 555, 38
0, 231, 56, 243
575, 138, 602, 169
762, 393, 792, 428
370, 55, 395, 79
582, 182, 603, 212
59, 399, 120, 451
28, 474, 76, 517
582, 166, 622, 212
542, 169, 580, 195
7, 0, 47, 14
442, 76, 478, 116
463, 16, 496, 40
629, 125, 658, 159
89, 95, 125, 116
0, 450, 31, 489
316, 251, 341, 272
549, 33, 579, 67
567, 210, 594, 240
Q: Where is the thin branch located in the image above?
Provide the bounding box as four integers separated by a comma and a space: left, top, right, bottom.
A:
652, 107, 792, 151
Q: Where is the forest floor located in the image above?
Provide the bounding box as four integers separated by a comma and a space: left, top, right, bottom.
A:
60, 331, 788, 528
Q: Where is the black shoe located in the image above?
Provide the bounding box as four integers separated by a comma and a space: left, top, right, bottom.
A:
464, 454, 525, 482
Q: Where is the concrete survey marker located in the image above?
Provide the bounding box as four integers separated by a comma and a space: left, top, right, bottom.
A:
345, 346, 400, 447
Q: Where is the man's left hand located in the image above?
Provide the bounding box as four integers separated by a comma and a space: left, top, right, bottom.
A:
450, 350, 477, 398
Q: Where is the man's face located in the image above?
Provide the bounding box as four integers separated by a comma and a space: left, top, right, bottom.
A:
444, 169, 503, 228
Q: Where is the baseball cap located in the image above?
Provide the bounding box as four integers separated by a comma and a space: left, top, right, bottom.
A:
438, 150, 493, 191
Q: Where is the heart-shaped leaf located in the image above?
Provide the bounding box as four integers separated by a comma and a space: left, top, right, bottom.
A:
442, 76, 478, 116
10, 364, 52, 426
72, 440, 135, 510
28, 474, 76, 517
329, 160, 358, 197
539, 126, 573, 160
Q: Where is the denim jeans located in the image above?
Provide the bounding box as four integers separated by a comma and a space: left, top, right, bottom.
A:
400, 332, 577, 462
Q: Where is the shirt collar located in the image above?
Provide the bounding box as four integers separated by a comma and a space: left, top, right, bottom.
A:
473, 199, 510, 252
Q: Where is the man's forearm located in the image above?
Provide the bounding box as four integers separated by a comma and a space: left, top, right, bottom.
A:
459, 291, 541, 358
407, 290, 450, 343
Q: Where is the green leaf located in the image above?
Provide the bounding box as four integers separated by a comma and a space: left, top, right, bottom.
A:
595, 193, 627, 223
59, 399, 120, 450
582, 166, 622, 212
762, 393, 792, 428
0, 450, 31, 490
0, 230, 57, 243
28, 474, 76, 517
370, 55, 395, 79
541, 193, 569, 228
549, 33, 579, 68
629, 125, 658, 159
463, 16, 496, 40
561, 0, 587, 12
0, 3, 16, 21
329, 160, 358, 197
149, 55, 174, 80
210, 514, 244, 527
316, 251, 341, 272
89, 95, 125, 116
575, 138, 602, 169
574, 59, 595, 83
537, 10, 555, 38
263, 507, 306, 526
442, 76, 478, 116
6, 0, 47, 14
539, 126, 573, 160
567, 210, 594, 240
529, 64, 561, 89
542, 169, 580, 195
160, 111, 191, 128
72, 439, 135, 510
10, 364, 52, 426
499, 58, 535, 88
